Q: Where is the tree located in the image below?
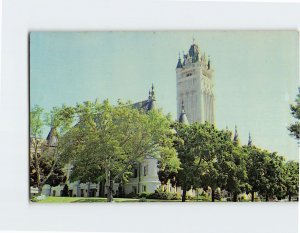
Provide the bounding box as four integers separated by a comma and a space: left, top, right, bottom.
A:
246, 146, 269, 202
60, 100, 180, 202
288, 87, 300, 140
225, 146, 250, 202
197, 124, 236, 202
30, 105, 74, 193
284, 160, 299, 201
263, 152, 286, 201
172, 122, 197, 202
174, 122, 234, 202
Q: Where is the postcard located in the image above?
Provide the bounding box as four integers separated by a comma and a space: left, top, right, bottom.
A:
29, 31, 299, 203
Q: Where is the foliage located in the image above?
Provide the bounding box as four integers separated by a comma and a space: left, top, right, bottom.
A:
30, 105, 73, 191
288, 87, 300, 140
284, 160, 299, 201
59, 100, 180, 202
147, 191, 181, 200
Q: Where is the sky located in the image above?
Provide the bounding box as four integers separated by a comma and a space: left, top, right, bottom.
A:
30, 31, 299, 161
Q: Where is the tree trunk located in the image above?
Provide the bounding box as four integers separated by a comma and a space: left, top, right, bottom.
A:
87, 182, 91, 197
211, 189, 215, 202
34, 140, 42, 194
289, 194, 292, 202
107, 180, 114, 202
105, 169, 114, 202
251, 190, 254, 202
265, 194, 269, 202
233, 193, 238, 202
182, 187, 187, 202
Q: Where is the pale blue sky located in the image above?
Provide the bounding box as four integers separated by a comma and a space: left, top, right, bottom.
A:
30, 31, 299, 160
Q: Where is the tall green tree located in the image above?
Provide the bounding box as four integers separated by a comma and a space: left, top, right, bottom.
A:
197, 125, 235, 202
172, 122, 197, 202
284, 160, 299, 201
263, 152, 286, 201
225, 146, 250, 202
245, 146, 268, 202
60, 100, 180, 202
288, 87, 300, 140
30, 105, 74, 193
174, 122, 234, 202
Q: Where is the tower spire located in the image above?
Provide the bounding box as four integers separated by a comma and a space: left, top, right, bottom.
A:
176, 52, 183, 69
233, 125, 239, 145
248, 132, 253, 146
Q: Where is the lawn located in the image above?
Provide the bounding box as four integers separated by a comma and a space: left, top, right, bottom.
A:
32, 196, 183, 203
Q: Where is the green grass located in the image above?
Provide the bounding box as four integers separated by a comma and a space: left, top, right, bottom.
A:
32, 196, 236, 203
33, 196, 191, 203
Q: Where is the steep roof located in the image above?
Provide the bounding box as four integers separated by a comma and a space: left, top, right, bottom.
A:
46, 127, 58, 147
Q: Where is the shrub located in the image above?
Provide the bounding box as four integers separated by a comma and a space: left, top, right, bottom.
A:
148, 191, 180, 200
125, 192, 139, 198
139, 192, 151, 198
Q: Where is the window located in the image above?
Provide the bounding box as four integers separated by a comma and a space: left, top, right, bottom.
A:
144, 165, 148, 176
52, 190, 56, 196
143, 185, 147, 192
81, 189, 84, 197
132, 168, 138, 178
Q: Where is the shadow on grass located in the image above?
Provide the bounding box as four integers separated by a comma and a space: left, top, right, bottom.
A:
71, 198, 107, 203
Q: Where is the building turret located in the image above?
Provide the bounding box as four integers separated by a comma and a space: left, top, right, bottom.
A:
176, 53, 183, 69
147, 84, 156, 111
178, 100, 189, 125
46, 127, 58, 147
188, 43, 200, 63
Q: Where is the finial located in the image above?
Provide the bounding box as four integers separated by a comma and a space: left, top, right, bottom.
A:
151, 84, 155, 99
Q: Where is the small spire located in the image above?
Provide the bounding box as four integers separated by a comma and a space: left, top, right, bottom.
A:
208, 55, 211, 70
148, 90, 151, 100
151, 84, 155, 99
233, 125, 239, 145
176, 53, 183, 68
248, 132, 253, 146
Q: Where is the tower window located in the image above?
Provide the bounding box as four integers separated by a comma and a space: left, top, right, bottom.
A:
144, 165, 148, 176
